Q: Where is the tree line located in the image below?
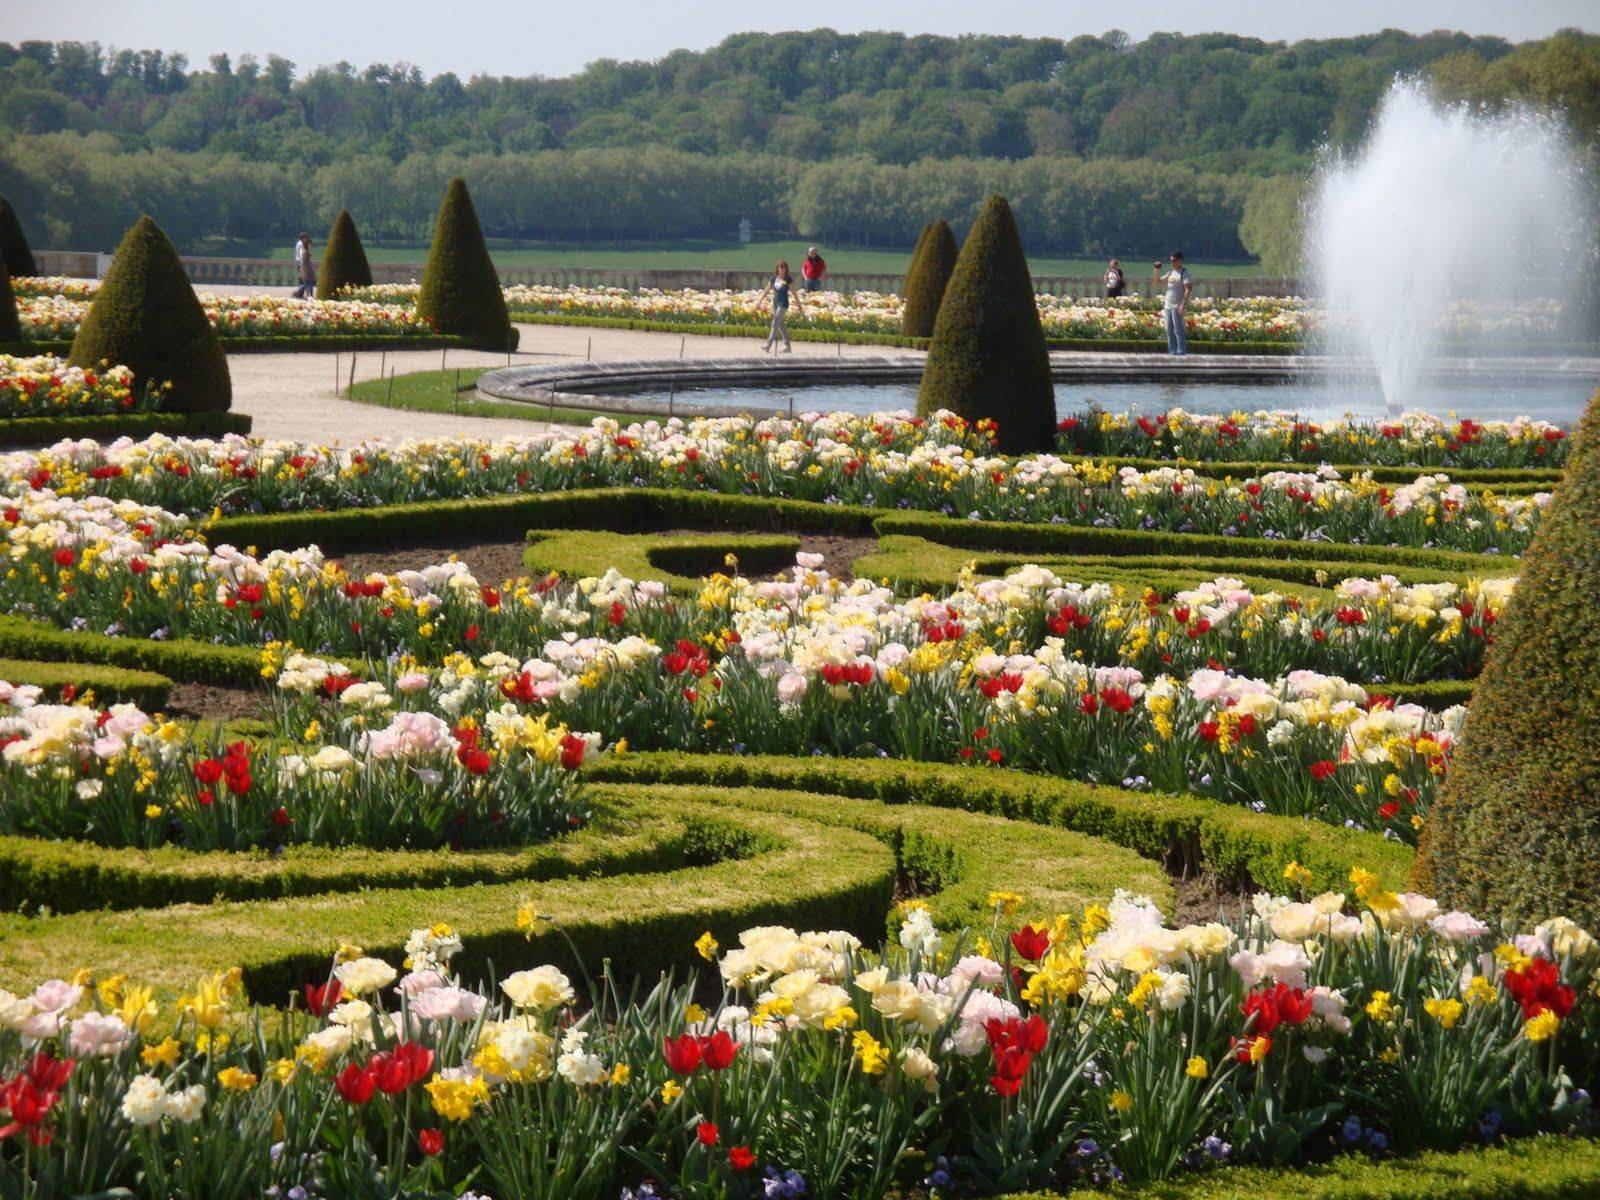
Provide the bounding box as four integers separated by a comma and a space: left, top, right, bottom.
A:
0, 136, 1261, 261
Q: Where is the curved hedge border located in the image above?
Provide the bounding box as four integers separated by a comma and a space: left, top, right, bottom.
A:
0, 410, 252, 446
856, 533, 1502, 599
593, 753, 1414, 896
210, 486, 1510, 582
0, 614, 277, 686
0, 777, 1165, 1002
523, 528, 802, 590
0, 796, 688, 915
998, 1135, 1600, 1199
0, 657, 171, 708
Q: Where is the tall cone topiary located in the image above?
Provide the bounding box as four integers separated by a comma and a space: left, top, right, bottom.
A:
1413, 387, 1600, 925
316, 209, 374, 300
0, 196, 36, 279
917, 196, 1053, 454
416, 178, 515, 351
0, 260, 21, 343
67, 216, 231, 413
900, 218, 958, 338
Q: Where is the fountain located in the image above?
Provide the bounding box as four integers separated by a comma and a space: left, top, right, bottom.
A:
1308, 80, 1589, 414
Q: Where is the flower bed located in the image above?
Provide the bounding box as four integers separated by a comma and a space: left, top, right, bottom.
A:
342, 282, 1572, 352
0, 414, 1552, 555
1056, 408, 1572, 471
14, 279, 439, 341
0, 356, 153, 419
0, 869, 1595, 1198
0, 396, 1585, 1196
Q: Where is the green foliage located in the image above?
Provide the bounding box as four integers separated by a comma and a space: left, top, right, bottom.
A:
0, 796, 688, 915
0, 614, 271, 686
209, 487, 878, 554
0, 410, 250, 447
0, 657, 171, 709
872, 511, 1505, 576
1416, 390, 1600, 925
66, 215, 232, 413
919, 195, 1055, 454
0, 194, 35, 278
1238, 176, 1306, 277
0, 787, 898, 996
900, 218, 958, 337
0, 258, 19, 344
314, 208, 373, 299
416, 178, 515, 350
594, 753, 1415, 897
996, 1135, 1600, 1198
523, 528, 803, 590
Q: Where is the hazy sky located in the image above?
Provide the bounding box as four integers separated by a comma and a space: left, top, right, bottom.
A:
2, 0, 1595, 79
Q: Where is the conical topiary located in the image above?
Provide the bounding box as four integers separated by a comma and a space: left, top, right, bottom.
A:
900, 219, 958, 338
67, 216, 231, 413
316, 209, 374, 300
0, 196, 36, 279
916, 195, 1054, 454
0, 260, 21, 344
416, 178, 515, 351
1413, 388, 1600, 925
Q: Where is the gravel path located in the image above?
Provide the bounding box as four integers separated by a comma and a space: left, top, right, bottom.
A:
228, 317, 909, 443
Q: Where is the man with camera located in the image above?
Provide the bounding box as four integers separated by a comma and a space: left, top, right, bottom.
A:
1152, 251, 1193, 356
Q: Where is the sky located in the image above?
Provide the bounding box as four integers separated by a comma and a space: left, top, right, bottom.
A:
1, 0, 1595, 79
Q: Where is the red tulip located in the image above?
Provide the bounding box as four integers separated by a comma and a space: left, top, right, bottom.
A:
728, 1145, 755, 1171
418, 1127, 444, 1156
304, 979, 343, 1017
696, 1121, 719, 1147
1009, 924, 1050, 962
335, 1062, 378, 1105
662, 1034, 701, 1075
699, 1030, 738, 1071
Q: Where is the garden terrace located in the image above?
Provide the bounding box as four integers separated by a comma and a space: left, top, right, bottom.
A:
0, 406, 1586, 1200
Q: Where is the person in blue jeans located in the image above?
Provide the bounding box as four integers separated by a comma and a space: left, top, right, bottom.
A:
755, 260, 804, 352
1152, 251, 1193, 355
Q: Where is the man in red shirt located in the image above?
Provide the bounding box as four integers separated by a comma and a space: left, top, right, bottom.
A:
801, 247, 827, 292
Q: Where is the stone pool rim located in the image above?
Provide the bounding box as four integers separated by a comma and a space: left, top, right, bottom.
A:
476, 352, 1600, 421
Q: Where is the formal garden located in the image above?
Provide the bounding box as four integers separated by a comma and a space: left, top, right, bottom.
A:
0, 174, 1597, 1200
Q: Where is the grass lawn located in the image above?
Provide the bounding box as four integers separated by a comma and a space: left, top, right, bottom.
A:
254, 237, 1260, 279
347, 367, 610, 425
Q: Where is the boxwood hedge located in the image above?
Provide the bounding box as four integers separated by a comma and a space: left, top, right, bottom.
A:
0, 657, 171, 708
997, 1135, 1600, 1199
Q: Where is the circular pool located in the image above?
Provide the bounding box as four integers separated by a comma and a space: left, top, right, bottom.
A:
477, 353, 1600, 425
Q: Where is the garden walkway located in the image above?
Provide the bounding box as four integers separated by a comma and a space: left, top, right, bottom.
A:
228, 321, 897, 442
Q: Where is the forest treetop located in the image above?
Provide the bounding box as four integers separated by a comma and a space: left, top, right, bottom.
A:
3, 28, 1596, 171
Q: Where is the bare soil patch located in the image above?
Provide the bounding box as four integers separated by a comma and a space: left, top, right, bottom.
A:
336, 539, 530, 586
164, 682, 266, 724
1171, 871, 1256, 926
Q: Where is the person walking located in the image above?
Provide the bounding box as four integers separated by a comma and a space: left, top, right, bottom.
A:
293, 232, 316, 300
1103, 258, 1125, 299
801, 246, 828, 292
756, 259, 803, 352
1153, 251, 1192, 355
